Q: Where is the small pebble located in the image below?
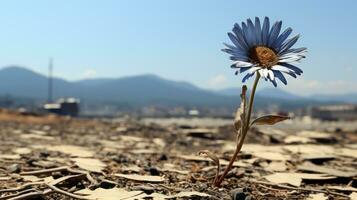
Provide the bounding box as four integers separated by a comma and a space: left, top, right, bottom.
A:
132, 185, 155, 194
230, 188, 246, 200
7, 164, 21, 173
147, 167, 160, 176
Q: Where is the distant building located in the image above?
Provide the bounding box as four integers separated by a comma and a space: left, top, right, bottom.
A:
44, 98, 80, 117
188, 109, 200, 116
310, 104, 357, 121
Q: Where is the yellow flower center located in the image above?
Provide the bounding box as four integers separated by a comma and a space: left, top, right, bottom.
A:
249, 46, 278, 68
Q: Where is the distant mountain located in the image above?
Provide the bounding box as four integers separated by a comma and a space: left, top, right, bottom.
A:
310, 93, 357, 103
216, 87, 303, 100
257, 88, 303, 100
215, 88, 241, 96
0, 66, 236, 107
0, 66, 350, 111
0, 66, 78, 99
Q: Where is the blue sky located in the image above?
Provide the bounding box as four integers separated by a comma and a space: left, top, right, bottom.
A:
0, 0, 356, 95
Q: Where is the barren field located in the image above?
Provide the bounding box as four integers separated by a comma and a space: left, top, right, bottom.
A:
0, 110, 356, 199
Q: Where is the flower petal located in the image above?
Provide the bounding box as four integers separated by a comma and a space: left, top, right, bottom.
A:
242, 72, 255, 82
255, 17, 262, 45
241, 66, 261, 81
279, 34, 300, 54
270, 79, 278, 87
279, 55, 304, 63
268, 21, 282, 46
237, 67, 251, 74
268, 69, 275, 81
262, 68, 269, 79
285, 71, 297, 78
247, 18, 257, 46
228, 32, 246, 51
230, 60, 254, 68
261, 17, 270, 45
229, 56, 249, 62
232, 24, 250, 50
280, 47, 307, 56
272, 27, 292, 50
272, 70, 287, 85
271, 65, 294, 73
242, 22, 253, 48
279, 63, 303, 75
279, 51, 305, 59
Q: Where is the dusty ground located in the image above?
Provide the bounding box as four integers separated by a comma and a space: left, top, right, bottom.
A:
0, 110, 356, 200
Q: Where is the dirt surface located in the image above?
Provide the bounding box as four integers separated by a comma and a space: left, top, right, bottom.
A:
0, 111, 357, 199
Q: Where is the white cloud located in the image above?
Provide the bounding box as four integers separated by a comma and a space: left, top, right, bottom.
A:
286, 78, 356, 96
208, 74, 227, 88
82, 69, 97, 79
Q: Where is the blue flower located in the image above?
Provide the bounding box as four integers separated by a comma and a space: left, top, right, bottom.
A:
222, 17, 306, 87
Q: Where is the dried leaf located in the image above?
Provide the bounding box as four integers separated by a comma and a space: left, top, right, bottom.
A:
251, 151, 290, 161
171, 191, 210, 198
298, 131, 334, 140
301, 154, 336, 161
327, 186, 357, 192
0, 154, 20, 159
264, 161, 287, 172
125, 191, 210, 200
350, 192, 357, 200
298, 162, 357, 177
264, 172, 336, 187
115, 174, 165, 183
283, 144, 335, 155
264, 172, 302, 187
71, 158, 106, 173
13, 147, 32, 155
251, 115, 290, 126
22, 175, 42, 182
284, 135, 313, 144
198, 150, 219, 166
0, 177, 12, 181
198, 150, 220, 183
234, 85, 247, 131
161, 163, 189, 175
219, 160, 249, 167
130, 149, 157, 154
177, 154, 211, 162
335, 148, 357, 158
127, 192, 168, 200
307, 193, 328, 200
49, 174, 84, 185
121, 165, 142, 173
75, 187, 143, 200
42, 145, 94, 157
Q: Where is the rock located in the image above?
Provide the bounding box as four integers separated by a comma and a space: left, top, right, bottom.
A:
112, 155, 129, 163
99, 180, 117, 189
146, 167, 160, 176
158, 154, 168, 161
183, 128, 218, 139
132, 185, 155, 194
231, 188, 247, 200
7, 164, 21, 173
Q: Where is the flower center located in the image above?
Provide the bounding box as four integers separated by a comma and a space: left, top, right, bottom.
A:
249, 46, 278, 68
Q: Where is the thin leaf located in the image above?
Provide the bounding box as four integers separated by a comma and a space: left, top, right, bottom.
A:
251, 115, 290, 126
198, 150, 220, 166
234, 85, 247, 131
198, 150, 220, 184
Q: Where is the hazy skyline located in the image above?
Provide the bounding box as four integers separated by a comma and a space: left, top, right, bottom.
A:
0, 0, 356, 96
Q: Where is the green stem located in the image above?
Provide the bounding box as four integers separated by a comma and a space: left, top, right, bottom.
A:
214, 73, 260, 187
245, 73, 260, 129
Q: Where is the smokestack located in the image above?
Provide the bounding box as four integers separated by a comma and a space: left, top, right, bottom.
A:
48, 58, 53, 103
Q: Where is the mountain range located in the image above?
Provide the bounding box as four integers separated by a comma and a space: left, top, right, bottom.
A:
0, 66, 354, 110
